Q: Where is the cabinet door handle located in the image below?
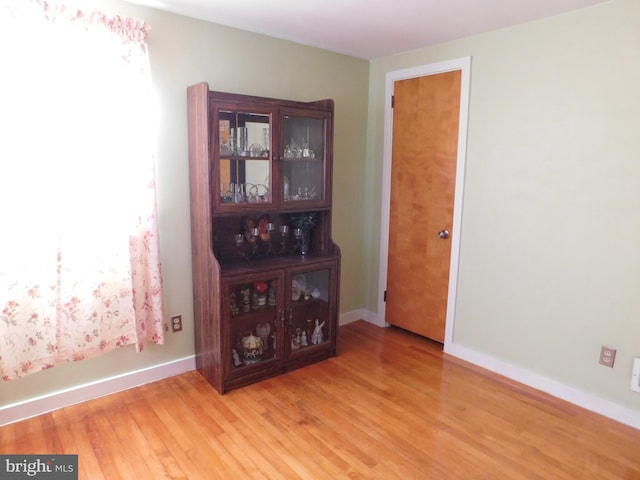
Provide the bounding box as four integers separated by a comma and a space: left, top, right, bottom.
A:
279, 309, 285, 326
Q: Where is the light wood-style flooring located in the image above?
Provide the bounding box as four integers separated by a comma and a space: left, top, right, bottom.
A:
2, 321, 639, 479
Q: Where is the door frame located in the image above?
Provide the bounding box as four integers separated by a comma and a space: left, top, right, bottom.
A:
377, 57, 471, 348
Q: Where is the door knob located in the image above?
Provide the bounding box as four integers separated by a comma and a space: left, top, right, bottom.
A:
438, 229, 450, 239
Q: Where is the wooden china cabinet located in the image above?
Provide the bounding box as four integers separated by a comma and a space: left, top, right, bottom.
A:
187, 83, 341, 393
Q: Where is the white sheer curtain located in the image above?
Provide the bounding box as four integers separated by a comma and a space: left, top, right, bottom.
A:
0, 0, 165, 380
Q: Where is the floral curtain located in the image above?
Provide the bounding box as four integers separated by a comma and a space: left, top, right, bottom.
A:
0, 0, 165, 380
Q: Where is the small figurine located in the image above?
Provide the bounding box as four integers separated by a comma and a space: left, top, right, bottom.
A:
230, 292, 239, 316
242, 331, 264, 364
268, 281, 277, 306
241, 287, 251, 313
255, 281, 268, 307
311, 319, 325, 345
232, 349, 242, 367
300, 330, 308, 347
256, 323, 271, 351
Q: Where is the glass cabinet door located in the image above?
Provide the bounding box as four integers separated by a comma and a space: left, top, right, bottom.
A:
215, 108, 273, 209
223, 272, 284, 377
281, 111, 330, 207
286, 263, 337, 359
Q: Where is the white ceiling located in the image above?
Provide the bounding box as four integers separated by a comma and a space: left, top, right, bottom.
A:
127, 0, 610, 59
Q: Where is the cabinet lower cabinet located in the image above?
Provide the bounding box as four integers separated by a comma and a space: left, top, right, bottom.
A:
221, 260, 338, 392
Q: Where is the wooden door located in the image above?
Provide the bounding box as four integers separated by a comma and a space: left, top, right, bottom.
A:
386, 71, 461, 342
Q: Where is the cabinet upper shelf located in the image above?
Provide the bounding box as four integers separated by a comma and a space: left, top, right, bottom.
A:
211, 96, 332, 214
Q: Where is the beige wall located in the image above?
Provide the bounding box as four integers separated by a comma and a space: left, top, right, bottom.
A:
0, 0, 369, 408
366, 0, 640, 411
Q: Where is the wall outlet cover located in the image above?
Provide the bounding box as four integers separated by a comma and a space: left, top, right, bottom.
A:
171, 315, 183, 333
599, 346, 616, 368
631, 357, 640, 393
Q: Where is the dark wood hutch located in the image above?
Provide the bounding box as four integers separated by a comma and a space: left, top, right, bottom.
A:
187, 83, 341, 393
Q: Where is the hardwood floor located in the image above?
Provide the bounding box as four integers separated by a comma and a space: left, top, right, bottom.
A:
2, 321, 640, 479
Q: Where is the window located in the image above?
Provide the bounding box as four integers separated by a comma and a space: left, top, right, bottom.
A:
0, 0, 165, 380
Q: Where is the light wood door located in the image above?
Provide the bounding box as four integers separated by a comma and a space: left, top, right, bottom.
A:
386, 71, 461, 342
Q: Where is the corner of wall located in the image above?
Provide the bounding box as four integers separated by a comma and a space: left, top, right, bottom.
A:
339, 309, 386, 327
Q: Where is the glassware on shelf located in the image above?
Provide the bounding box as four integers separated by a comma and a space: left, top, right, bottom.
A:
284, 138, 301, 158
294, 228, 311, 256
234, 220, 297, 259
262, 127, 270, 157
249, 143, 264, 157
278, 224, 289, 254
283, 176, 290, 200
301, 127, 314, 158
247, 183, 269, 203
225, 183, 271, 204
237, 127, 249, 156
301, 139, 314, 158
220, 182, 233, 203
229, 128, 236, 155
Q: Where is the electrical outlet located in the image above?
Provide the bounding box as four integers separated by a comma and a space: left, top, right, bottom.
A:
599, 346, 616, 368
171, 315, 183, 333
631, 357, 640, 393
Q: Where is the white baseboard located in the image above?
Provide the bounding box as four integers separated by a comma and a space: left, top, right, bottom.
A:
0, 356, 196, 427
339, 309, 365, 325
445, 342, 640, 430
340, 308, 386, 327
